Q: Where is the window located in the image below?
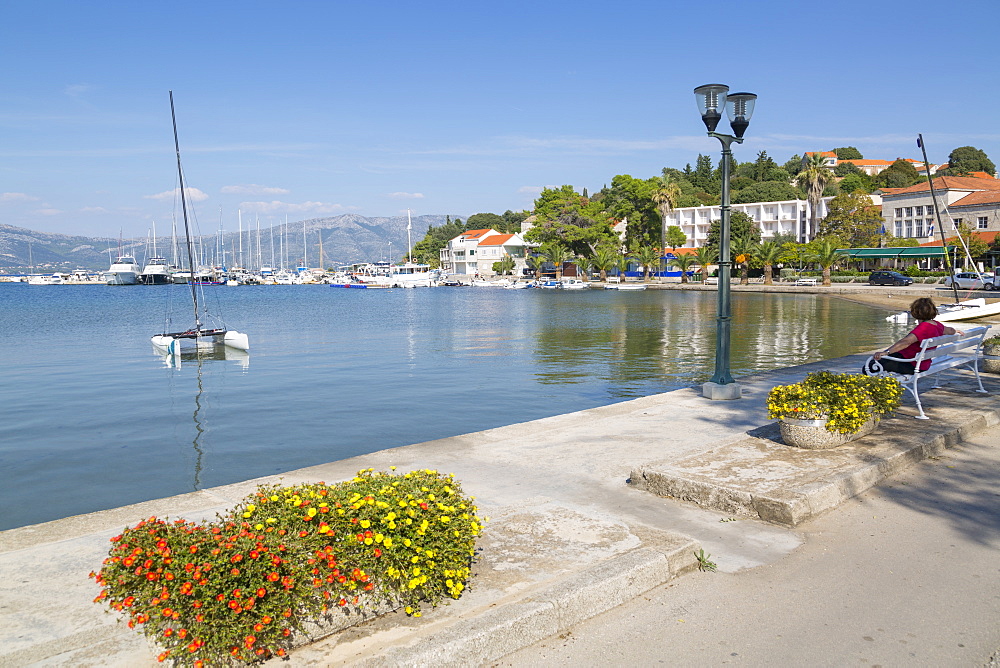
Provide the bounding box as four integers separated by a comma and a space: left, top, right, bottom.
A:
895, 221, 903, 236
979, 216, 989, 229
895, 208, 903, 218
953, 219, 963, 229
905, 220, 913, 237
915, 220, 924, 237
905, 207, 913, 217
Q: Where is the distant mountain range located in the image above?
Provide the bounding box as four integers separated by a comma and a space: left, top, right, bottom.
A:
0, 214, 456, 272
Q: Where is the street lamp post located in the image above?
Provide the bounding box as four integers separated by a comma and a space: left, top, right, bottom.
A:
693, 84, 757, 401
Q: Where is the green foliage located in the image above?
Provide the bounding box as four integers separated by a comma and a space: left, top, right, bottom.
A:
90, 470, 484, 666
525, 186, 615, 255
665, 225, 687, 250
832, 146, 863, 160
796, 153, 832, 238
601, 174, 659, 246
693, 246, 717, 279
819, 190, 885, 247
695, 549, 717, 572
706, 211, 761, 252
731, 181, 802, 204
955, 220, 989, 258
767, 371, 903, 435
493, 255, 516, 276
631, 243, 662, 280
784, 154, 803, 177
944, 146, 996, 176
588, 244, 619, 281
837, 173, 873, 195
669, 253, 696, 282
874, 159, 923, 189
466, 213, 506, 233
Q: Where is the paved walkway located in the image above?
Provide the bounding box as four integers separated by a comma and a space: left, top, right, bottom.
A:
503, 427, 1000, 666
2, 344, 999, 666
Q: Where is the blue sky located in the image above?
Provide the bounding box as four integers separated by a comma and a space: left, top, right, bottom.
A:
2, 0, 998, 238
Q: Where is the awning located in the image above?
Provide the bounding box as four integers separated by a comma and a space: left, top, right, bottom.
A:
837, 246, 953, 259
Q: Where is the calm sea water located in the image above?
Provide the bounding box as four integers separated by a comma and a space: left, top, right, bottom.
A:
0, 284, 900, 530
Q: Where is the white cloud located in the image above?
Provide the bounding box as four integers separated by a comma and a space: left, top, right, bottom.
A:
387, 192, 425, 200
34, 208, 62, 216
64, 83, 93, 97
518, 186, 543, 195
80, 206, 109, 213
1, 192, 40, 202
220, 184, 290, 195
238, 200, 352, 215
145, 187, 210, 202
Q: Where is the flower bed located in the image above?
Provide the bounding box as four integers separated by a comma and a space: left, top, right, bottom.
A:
90, 468, 484, 666
766, 371, 902, 435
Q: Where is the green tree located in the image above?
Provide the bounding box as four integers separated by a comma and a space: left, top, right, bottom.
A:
493, 254, 515, 276
541, 242, 572, 280
466, 212, 506, 233
757, 241, 783, 285
572, 256, 592, 281
502, 210, 529, 232
651, 176, 683, 251
527, 253, 546, 280
819, 190, 885, 248
954, 220, 989, 260
945, 146, 996, 176
589, 244, 618, 282
601, 174, 659, 247
783, 154, 803, 177
693, 246, 717, 280
837, 173, 873, 195
795, 153, 832, 239
706, 211, 761, 251
631, 243, 662, 282
616, 248, 633, 277
751, 150, 779, 182
664, 225, 686, 251
804, 238, 849, 286
525, 185, 615, 255
732, 181, 802, 204
730, 234, 759, 284
874, 159, 922, 189
669, 253, 696, 283
832, 146, 863, 160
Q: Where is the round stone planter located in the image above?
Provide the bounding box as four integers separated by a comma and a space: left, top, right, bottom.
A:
982, 343, 1000, 373
779, 415, 880, 449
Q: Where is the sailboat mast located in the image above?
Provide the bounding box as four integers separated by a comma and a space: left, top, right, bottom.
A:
301, 216, 307, 269
918, 134, 959, 303
169, 90, 201, 331
406, 209, 413, 263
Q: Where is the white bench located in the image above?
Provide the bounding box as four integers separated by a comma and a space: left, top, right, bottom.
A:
864, 325, 989, 419
794, 277, 817, 286
606, 276, 621, 284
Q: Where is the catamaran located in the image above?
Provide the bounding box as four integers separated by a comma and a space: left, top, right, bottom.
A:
151, 91, 249, 355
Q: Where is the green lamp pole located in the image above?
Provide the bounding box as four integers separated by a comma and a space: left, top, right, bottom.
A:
693, 84, 757, 401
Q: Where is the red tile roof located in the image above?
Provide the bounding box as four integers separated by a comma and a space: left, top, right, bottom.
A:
920, 230, 999, 246
459, 228, 494, 239
882, 176, 1000, 196
478, 234, 515, 246
806, 151, 837, 159
950, 191, 1000, 207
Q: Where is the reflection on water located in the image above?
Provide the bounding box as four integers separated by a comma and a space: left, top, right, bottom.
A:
0, 284, 904, 530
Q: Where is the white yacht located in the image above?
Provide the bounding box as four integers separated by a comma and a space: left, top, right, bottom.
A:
104, 255, 141, 285
27, 273, 64, 285
139, 257, 172, 285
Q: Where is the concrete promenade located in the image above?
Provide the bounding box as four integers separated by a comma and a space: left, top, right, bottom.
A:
2, 342, 1000, 665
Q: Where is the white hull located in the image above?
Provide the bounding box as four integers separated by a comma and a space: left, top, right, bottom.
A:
151, 329, 250, 352
604, 284, 647, 291
886, 298, 1000, 323
104, 271, 140, 285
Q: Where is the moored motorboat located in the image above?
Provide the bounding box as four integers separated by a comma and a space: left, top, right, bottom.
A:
104, 255, 141, 285
139, 257, 172, 284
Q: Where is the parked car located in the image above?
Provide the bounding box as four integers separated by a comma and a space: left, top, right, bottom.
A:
868, 270, 914, 286
943, 272, 995, 290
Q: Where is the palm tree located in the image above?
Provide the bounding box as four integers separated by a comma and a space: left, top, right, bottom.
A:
757, 241, 783, 285
805, 238, 848, 286
693, 246, 717, 282
572, 256, 591, 281
631, 244, 662, 282
730, 234, 760, 285
589, 245, 618, 282
670, 253, 696, 283
616, 248, 633, 280
541, 242, 571, 280
651, 176, 682, 252
495, 254, 516, 276
527, 253, 545, 280
795, 153, 831, 240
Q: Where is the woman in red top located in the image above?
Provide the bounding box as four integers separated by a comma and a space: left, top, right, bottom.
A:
868, 298, 959, 374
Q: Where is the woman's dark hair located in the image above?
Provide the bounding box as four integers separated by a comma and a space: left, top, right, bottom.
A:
910, 297, 938, 321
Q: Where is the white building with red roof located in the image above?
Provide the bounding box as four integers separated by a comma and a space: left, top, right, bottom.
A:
881, 175, 1000, 242
439, 228, 531, 276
